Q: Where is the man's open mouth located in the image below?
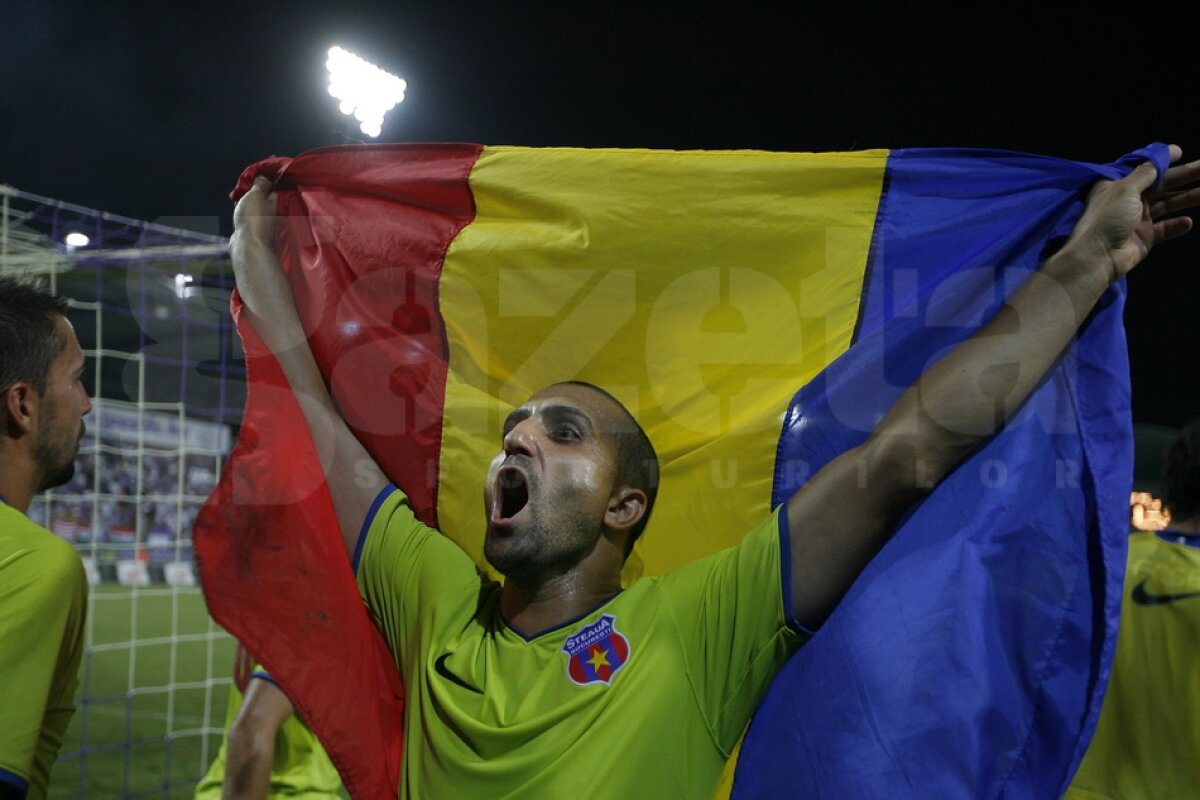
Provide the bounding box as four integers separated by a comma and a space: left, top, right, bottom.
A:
496, 465, 529, 521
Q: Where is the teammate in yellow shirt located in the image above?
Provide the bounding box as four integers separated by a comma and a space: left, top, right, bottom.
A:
1067, 422, 1200, 800
195, 645, 342, 800
0, 276, 92, 799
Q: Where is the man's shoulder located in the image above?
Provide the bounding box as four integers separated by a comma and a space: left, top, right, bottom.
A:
648, 509, 784, 582
363, 484, 441, 544
0, 508, 85, 592
359, 484, 474, 575
1129, 529, 1200, 563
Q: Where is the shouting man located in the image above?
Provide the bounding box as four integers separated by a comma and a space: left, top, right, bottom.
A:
228, 148, 1198, 797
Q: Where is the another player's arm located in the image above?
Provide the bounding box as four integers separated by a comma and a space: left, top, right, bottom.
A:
222, 677, 294, 800
230, 178, 386, 558
1131, 491, 1171, 531
786, 148, 1199, 631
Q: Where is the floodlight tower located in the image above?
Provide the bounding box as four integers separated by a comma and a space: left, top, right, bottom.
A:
326, 46, 407, 139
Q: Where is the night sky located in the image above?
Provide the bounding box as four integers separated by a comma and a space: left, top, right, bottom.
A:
4, 1, 1197, 427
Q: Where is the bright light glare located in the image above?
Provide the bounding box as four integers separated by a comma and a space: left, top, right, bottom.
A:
326, 46, 407, 138
64, 232, 90, 247
174, 273, 197, 300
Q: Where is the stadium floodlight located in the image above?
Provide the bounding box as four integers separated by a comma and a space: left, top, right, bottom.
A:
64, 231, 90, 248
326, 45, 407, 138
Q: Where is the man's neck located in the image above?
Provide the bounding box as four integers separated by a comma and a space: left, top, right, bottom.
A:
0, 463, 34, 513
500, 569, 623, 637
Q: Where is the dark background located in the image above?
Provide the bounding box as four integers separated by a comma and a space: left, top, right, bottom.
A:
3, 1, 1197, 428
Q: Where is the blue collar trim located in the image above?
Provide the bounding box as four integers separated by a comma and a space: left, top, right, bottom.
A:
1155, 529, 1200, 550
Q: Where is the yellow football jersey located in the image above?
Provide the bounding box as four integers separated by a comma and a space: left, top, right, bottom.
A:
1066, 531, 1200, 800
0, 503, 87, 800
356, 486, 806, 799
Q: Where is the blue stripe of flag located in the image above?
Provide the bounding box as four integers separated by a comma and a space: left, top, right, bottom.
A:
736, 145, 1167, 799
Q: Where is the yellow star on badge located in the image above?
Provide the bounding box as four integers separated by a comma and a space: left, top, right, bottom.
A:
587, 646, 610, 671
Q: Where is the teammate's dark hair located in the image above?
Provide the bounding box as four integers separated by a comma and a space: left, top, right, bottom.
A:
0, 276, 69, 416
558, 381, 660, 556
1161, 419, 1200, 524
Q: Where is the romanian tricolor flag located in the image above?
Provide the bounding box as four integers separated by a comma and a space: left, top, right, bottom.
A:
196, 143, 1166, 798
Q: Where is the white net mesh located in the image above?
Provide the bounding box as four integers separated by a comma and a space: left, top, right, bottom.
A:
2, 186, 241, 797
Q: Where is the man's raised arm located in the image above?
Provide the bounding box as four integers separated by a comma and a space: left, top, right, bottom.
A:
230, 177, 387, 560
786, 148, 1200, 630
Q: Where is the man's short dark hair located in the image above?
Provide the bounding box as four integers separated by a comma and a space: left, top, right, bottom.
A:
0, 275, 70, 410
559, 381, 660, 554
1161, 419, 1200, 524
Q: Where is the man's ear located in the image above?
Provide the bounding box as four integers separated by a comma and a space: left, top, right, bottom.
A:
2, 382, 36, 436
605, 485, 647, 534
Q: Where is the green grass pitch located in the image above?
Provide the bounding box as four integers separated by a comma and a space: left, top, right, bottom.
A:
47, 585, 235, 799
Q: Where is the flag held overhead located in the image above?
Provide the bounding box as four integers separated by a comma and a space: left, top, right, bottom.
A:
200, 142, 1163, 798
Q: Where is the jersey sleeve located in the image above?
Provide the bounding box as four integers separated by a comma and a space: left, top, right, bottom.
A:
655, 506, 806, 752
0, 537, 87, 797
353, 485, 484, 673
249, 664, 275, 684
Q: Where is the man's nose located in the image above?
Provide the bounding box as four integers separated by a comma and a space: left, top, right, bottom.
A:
502, 419, 536, 457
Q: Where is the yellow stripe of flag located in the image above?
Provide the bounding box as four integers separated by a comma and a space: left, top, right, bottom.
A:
437, 146, 887, 580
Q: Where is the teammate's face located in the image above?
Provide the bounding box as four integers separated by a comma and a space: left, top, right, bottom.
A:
483, 384, 621, 581
34, 316, 91, 493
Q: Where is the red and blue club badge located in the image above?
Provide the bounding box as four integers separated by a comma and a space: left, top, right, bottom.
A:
562, 614, 630, 686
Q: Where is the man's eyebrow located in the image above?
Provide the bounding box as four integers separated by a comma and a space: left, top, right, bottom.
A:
502, 404, 597, 435
503, 407, 532, 434
541, 404, 595, 433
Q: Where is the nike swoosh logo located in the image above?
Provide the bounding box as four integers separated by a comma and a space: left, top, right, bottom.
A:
434, 653, 483, 694
1131, 579, 1200, 606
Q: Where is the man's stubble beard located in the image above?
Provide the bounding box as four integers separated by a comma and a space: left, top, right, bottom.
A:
485, 475, 598, 585
33, 410, 81, 493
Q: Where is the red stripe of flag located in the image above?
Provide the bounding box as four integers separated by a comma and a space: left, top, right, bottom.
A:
196, 144, 482, 797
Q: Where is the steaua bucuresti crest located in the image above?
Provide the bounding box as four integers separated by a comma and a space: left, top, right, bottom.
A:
562, 614, 629, 686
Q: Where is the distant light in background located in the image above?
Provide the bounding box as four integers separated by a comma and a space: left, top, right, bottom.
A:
64, 232, 90, 248
326, 45, 407, 138
174, 273, 197, 299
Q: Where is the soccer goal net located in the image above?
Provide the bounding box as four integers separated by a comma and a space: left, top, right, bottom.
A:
2, 185, 241, 798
